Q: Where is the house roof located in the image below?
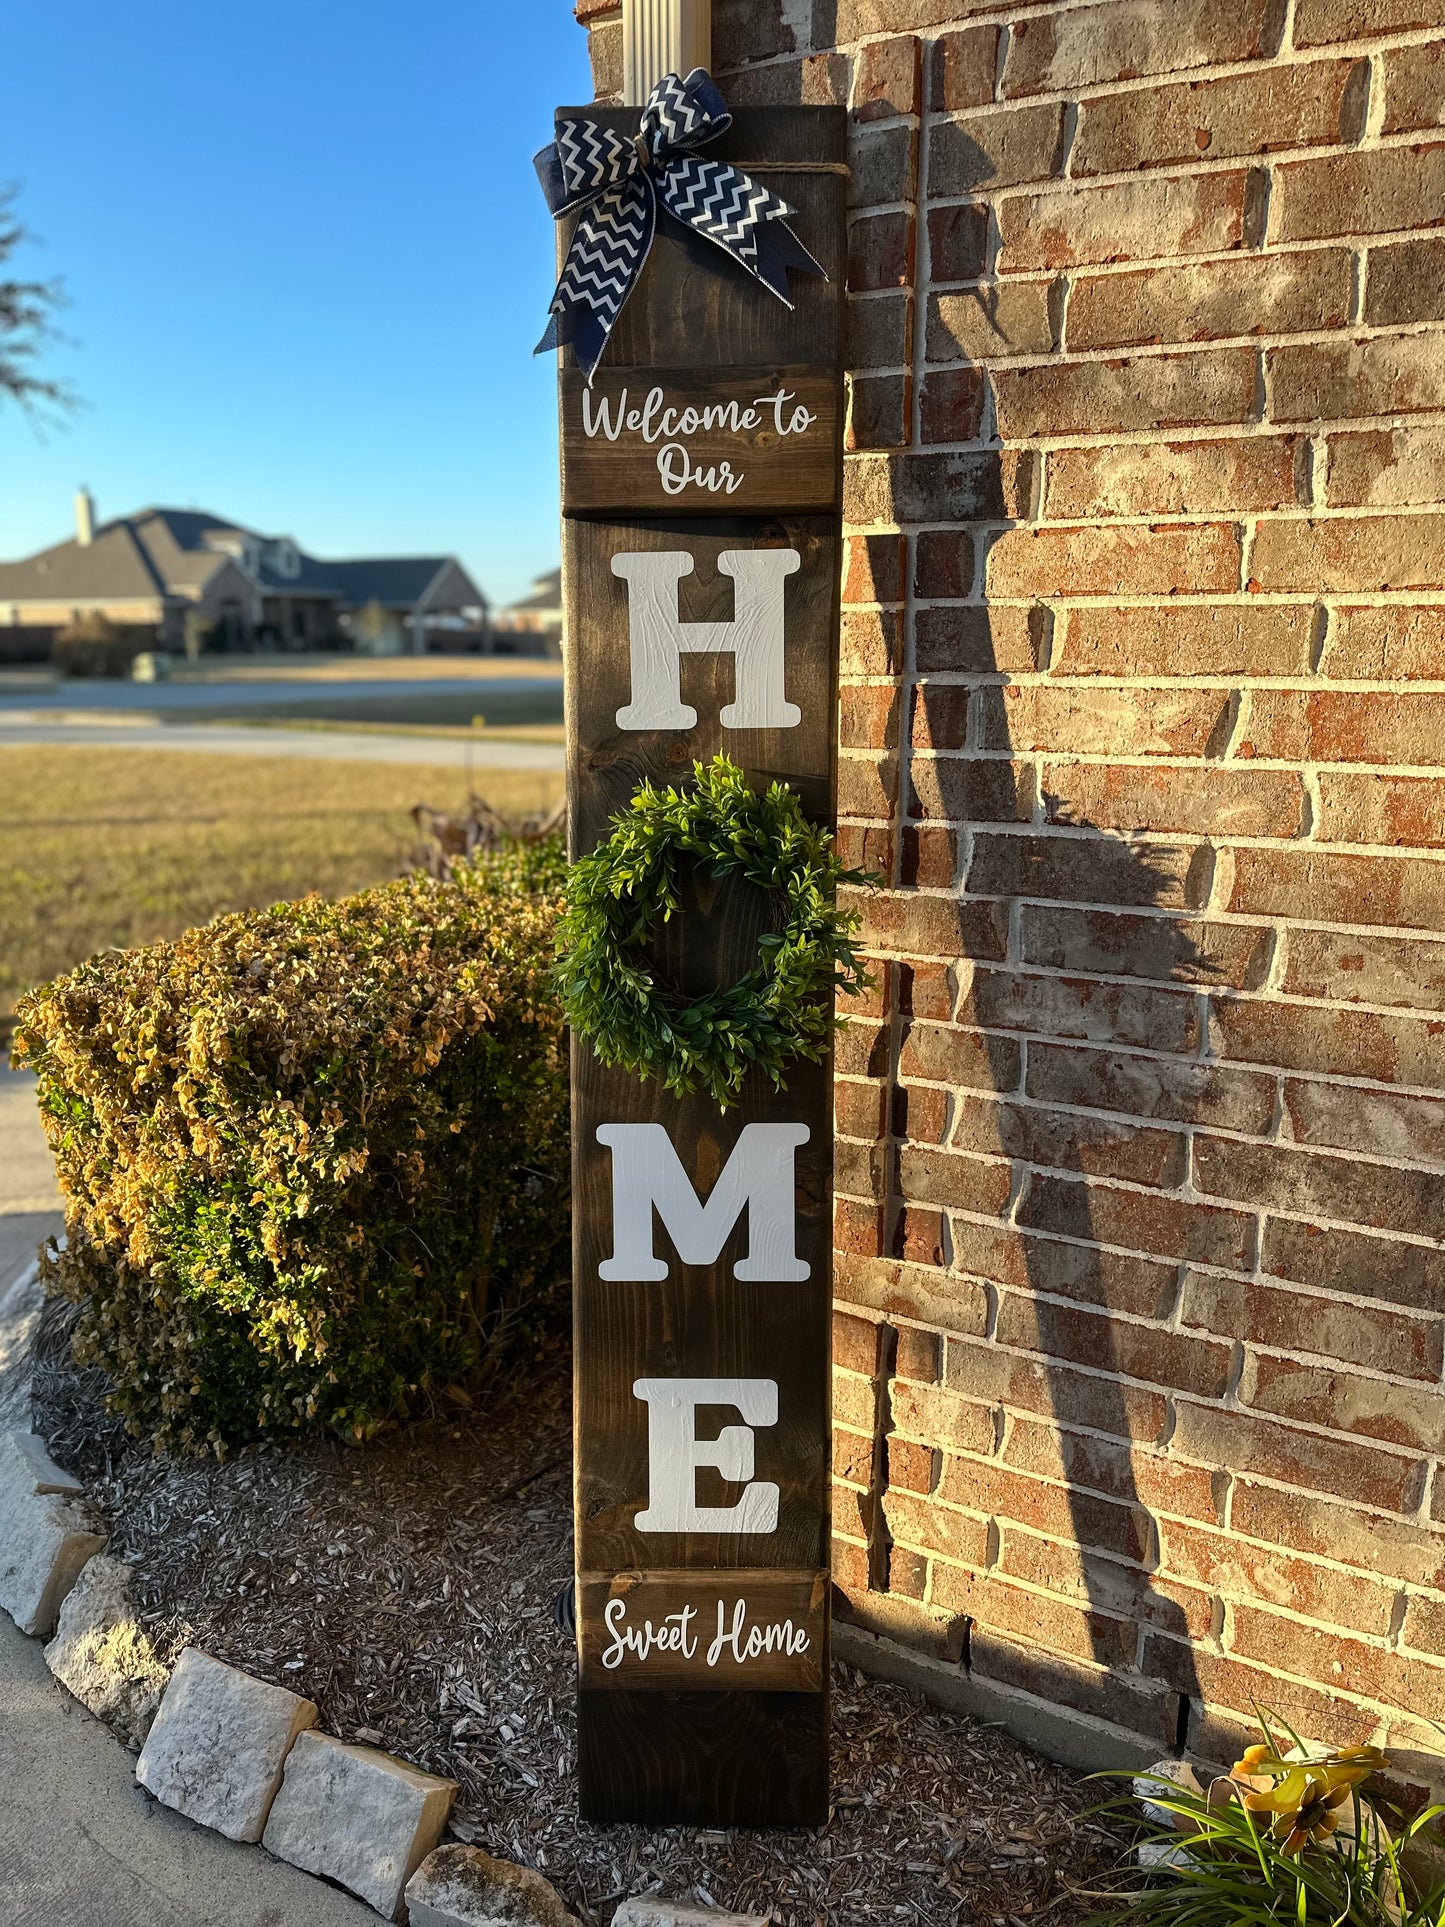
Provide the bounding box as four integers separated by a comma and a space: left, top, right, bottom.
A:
0, 507, 485, 612
503, 567, 562, 615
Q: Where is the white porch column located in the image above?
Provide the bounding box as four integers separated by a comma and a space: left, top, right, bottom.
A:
622, 0, 712, 103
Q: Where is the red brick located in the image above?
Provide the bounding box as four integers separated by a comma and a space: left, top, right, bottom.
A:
934, 1451, 1154, 1562
835, 1195, 886, 1260
927, 280, 1056, 360
1326, 766, 1445, 846
836, 1135, 887, 1202
836, 1075, 888, 1141
998, 1294, 1230, 1396
845, 448, 1033, 524
1158, 1519, 1398, 1637
914, 604, 1043, 675
831, 1534, 870, 1597
929, 24, 1000, 112
882, 1487, 991, 1567
969, 833, 1203, 914
1247, 1352, 1445, 1453
1232, 1477, 1445, 1588
961, 963, 1201, 1053
926, 201, 989, 282
832, 1433, 878, 1487
897, 961, 953, 1022
1074, 59, 1368, 175
852, 33, 921, 122
1211, 994, 1445, 1088
913, 531, 975, 599
855, 889, 1009, 961
1022, 906, 1273, 990
1252, 512, 1445, 591
835, 1017, 889, 1080
1045, 438, 1305, 518
833, 1248, 991, 1338
986, 522, 1241, 596
842, 532, 906, 606
995, 351, 1258, 439
1365, 236, 1445, 325
1195, 1130, 1445, 1241
1241, 688, 1445, 766
895, 1326, 943, 1382
1262, 1215, 1445, 1315
1285, 1076, 1445, 1165
928, 104, 1066, 194
1069, 253, 1350, 351
1019, 1171, 1255, 1270
1001, 0, 1284, 98
890, 1379, 996, 1456
887, 1544, 929, 1599
949, 1090, 1187, 1187
1027, 1040, 1276, 1135
847, 289, 912, 371
1183, 1267, 1442, 1379
1403, 1594, 1445, 1658
887, 1435, 939, 1495
1326, 425, 1445, 509
982, 680, 1234, 754
998, 171, 1254, 273
1271, 335, 1445, 424
1051, 603, 1313, 677
1281, 930, 1445, 1018
1231, 1604, 1445, 1718
898, 1142, 1012, 1215
1270, 141, 1445, 243
919, 366, 984, 443
840, 609, 903, 680
839, 682, 901, 751
898, 1202, 949, 1267
908, 756, 1032, 825
848, 373, 908, 450
1323, 604, 1445, 680
1000, 1530, 1215, 1639
1044, 761, 1306, 838
930, 1566, 1137, 1668
894, 1078, 949, 1143
1222, 846, 1445, 935
1387, 39, 1445, 135
1003, 1415, 1226, 1524
1295, 0, 1445, 46
949, 1221, 1177, 1317
838, 754, 896, 818
946, 1328, 1172, 1432
908, 685, 969, 751
848, 122, 918, 210
834, 1309, 883, 1378
1148, 1637, 1385, 1744
1173, 1400, 1425, 1512
849, 209, 914, 296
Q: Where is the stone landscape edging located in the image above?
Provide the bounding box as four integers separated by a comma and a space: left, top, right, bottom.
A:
0, 1264, 769, 1927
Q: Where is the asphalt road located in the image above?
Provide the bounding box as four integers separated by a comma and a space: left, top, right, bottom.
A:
0, 718, 564, 768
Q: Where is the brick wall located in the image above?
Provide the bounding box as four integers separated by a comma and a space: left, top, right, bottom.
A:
575, 0, 1445, 1782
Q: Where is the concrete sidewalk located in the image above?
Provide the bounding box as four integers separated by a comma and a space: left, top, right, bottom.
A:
0, 1614, 373, 1927
0, 1070, 375, 1924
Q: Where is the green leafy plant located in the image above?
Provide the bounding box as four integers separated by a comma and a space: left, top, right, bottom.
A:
554, 753, 875, 1108
1087, 1713, 1445, 1927
12, 838, 569, 1453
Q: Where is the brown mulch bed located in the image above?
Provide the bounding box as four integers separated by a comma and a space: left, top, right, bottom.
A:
34, 1307, 1129, 1926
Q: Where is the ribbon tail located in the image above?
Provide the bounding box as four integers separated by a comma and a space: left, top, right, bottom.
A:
658, 157, 827, 310
533, 174, 656, 382
751, 216, 828, 306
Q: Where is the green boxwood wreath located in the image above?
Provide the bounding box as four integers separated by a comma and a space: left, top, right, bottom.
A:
555, 755, 876, 1108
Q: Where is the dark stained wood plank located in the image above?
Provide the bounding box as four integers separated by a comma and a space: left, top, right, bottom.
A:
558, 102, 846, 1830
561, 368, 841, 515
578, 1569, 828, 1691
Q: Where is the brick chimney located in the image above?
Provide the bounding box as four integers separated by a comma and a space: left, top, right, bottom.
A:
74, 486, 95, 547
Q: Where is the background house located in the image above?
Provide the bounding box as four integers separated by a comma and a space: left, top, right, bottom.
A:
490, 566, 562, 657
0, 492, 489, 661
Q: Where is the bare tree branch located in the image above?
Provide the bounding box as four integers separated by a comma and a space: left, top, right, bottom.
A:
0, 182, 78, 421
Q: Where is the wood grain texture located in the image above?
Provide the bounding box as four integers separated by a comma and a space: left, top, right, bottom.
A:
559, 101, 846, 1830
578, 1569, 828, 1691
560, 368, 841, 515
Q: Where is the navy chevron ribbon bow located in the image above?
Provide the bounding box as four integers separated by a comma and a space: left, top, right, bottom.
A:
534, 68, 826, 382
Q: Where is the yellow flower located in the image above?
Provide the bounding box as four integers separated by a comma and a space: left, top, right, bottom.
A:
1229, 1743, 1387, 1857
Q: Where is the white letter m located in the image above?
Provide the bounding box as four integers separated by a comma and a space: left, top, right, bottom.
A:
596, 1122, 810, 1282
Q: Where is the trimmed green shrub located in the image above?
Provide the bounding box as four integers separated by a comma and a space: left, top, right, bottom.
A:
12, 839, 569, 1454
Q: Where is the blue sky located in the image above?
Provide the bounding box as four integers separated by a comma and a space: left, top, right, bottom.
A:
0, 3, 592, 607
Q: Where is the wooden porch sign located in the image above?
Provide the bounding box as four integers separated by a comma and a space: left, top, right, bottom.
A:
553, 102, 846, 1826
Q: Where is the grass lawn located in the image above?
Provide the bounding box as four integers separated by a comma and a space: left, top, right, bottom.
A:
0, 747, 564, 1022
